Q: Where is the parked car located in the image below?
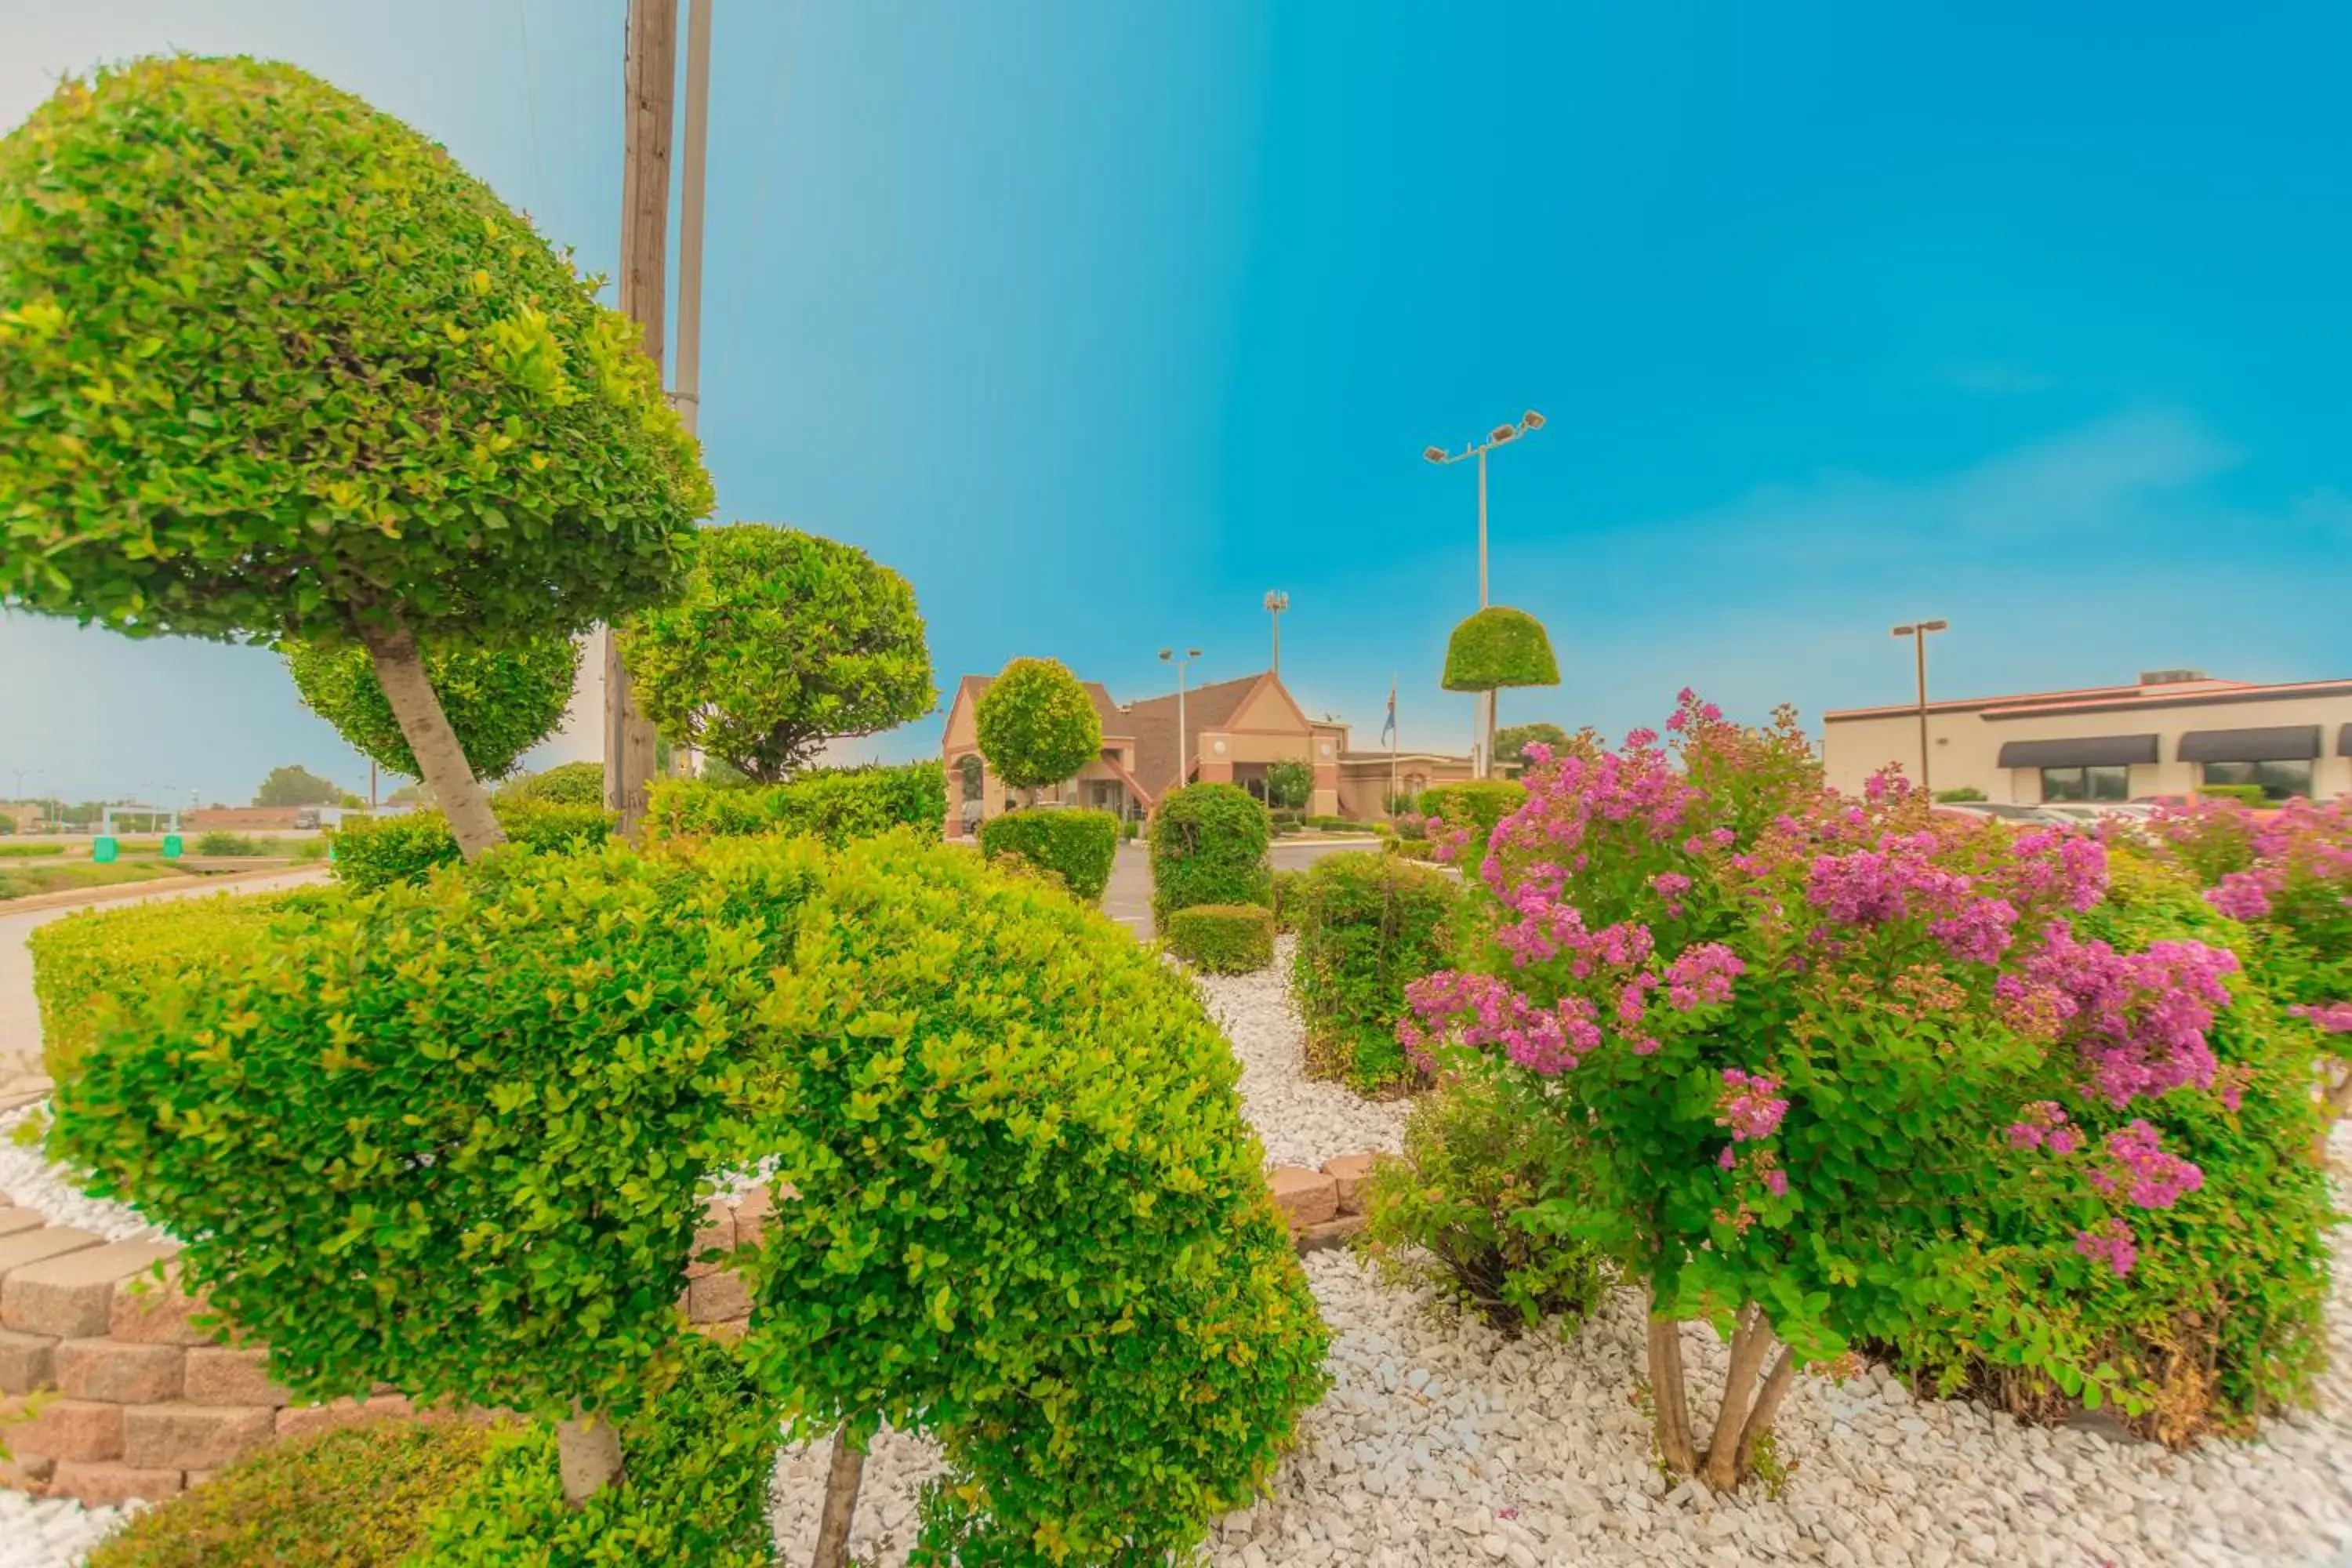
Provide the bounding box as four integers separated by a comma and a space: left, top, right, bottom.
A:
1933, 801, 2074, 828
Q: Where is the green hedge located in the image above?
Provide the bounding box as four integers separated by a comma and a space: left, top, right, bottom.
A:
1305, 815, 1382, 833
1149, 782, 1271, 922
728, 834, 1326, 1562
327, 803, 612, 892
495, 760, 605, 808
978, 808, 1120, 901
642, 761, 945, 848
1163, 903, 1276, 974
1291, 851, 1459, 1088
415, 1334, 781, 1568
88, 1419, 491, 1568
1417, 779, 1527, 852
0, 842, 64, 858
2195, 783, 2270, 807
29, 889, 339, 1082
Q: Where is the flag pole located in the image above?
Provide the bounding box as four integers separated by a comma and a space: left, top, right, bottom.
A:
1389, 671, 1399, 812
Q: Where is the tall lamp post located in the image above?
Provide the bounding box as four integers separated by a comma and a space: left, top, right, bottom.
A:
1425, 410, 1545, 775
1160, 646, 1203, 795
1889, 619, 1949, 794
1264, 592, 1289, 677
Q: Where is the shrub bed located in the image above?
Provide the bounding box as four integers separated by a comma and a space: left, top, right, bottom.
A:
1415, 780, 1527, 853
1292, 851, 1458, 1089
978, 808, 1120, 901
194, 830, 262, 856
1163, 902, 1276, 974
1149, 782, 1271, 922
641, 761, 945, 848
0, 842, 65, 858
327, 803, 612, 891
494, 760, 605, 808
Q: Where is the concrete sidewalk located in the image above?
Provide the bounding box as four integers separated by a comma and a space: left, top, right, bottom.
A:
0, 867, 331, 1083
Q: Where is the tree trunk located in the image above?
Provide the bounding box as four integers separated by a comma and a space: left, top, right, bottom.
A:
1700, 1305, 1776, 1490
557, 1414, 625, 1510
359, 620, 506, 860
1734, 1346, 1798, 1479
810, 1431, 866, 1568
1646, 1311, 1698, 1475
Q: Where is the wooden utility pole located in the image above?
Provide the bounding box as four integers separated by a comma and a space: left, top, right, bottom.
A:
602, 0, 679, 837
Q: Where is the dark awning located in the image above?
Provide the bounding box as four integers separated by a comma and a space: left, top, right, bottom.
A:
1995, 735, 2159, 769
2177, 725, 2321, 764
2339, 724, 2352, 758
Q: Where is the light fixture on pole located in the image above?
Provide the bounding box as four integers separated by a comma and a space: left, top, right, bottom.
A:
1263, 591, 1289, 677
1425, 410, 1544, 776
1889, 619, 1950, 794
1160, 646, 1203, 794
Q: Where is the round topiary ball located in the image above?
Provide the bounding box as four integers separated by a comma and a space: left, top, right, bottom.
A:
975, 658, 1102, 793
284, 635, 579, 783
1442, 606, 1561, 692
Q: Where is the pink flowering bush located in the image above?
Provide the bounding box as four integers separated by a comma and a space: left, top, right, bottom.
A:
1398, 691, 2301, 1486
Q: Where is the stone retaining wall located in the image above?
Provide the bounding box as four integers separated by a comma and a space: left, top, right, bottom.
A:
0, 1153, 1385, 1508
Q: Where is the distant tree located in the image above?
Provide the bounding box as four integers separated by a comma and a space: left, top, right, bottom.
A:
0, 57, 710, 862
386, 782, 433, 806
620, 524, 935, 783
0, 811, 16, 836
1494, 722, 1570, 769
254, 766, 343, 808
977, 659, 1102, 803
283, 636, 579, 786
699, 754, 750, 788
1265, 758, 1314, 811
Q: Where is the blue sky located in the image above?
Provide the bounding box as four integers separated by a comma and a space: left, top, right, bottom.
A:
4, 2, 2349, 804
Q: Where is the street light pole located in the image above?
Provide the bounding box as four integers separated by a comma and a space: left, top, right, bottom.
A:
1160, 647, 1203, 796
1889, 619, 1950, 795
1264, 592, 1288, 677
1425, 411, 1545, 779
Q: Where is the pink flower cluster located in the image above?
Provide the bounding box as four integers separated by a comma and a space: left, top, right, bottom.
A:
2087, 1120, 2205, 1210
1716, 1068, 1788, 1142
2290, 1002, 2352, 1035
2005, 1100, 2082, 1155
1664, 943, 1743, 1011
2074, 1217, 2139, 1277
1486, 738, 1701, 893
2208, 868, 2280, 921
1399, 970, 1602, 1078
2011, 924, 2238, 1107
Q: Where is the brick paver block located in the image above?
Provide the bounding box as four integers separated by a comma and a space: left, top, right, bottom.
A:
0, 1207, 49, 1239
50, 1459, 185, 1506
274, 1394, 413, 1439
1, 1396, 124, 1462
0, 1226, 105, 1287
4, 1239, 180, 1339
687, 1197, 736, 1281
686, 1269, 751, 1324
1296, 1214, 1367, 1254
111, 1260, 220, 1347
732, 1186, 772, 1246
0, 1327, 55, 1395
1321, 1154, 1378, 1216
56, 1338, 185, 1404
183, 1345, 289, 1408
1267, 1166, 1339, 1231
0, 1452, 56, 1488
123, 1402, 275, 1470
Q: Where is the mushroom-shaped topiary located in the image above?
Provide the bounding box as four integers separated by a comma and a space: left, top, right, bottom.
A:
975, 658, 1102, 800
1442, 606, 1561, 693
0, 56, 711, 861
284, 634, 580, 786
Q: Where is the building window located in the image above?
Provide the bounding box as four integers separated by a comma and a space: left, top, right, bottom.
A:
2200, 760, 2313, 801
2040, 764, 2129, 802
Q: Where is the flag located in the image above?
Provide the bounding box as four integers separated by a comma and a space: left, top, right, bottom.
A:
1381, 679, 1397, 746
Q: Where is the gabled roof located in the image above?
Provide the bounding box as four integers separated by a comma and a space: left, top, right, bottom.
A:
1123, 671, 1274, 797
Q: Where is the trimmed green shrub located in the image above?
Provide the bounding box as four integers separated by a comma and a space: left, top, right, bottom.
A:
1291, 851, 1459, 1089
620, 523, 935, 783
1149, 782, 1271, 922
1270, 868, 1308, 933
1441, 606, 1561, 692
1935, 786, 1988, 804
283, 634, 579, 784
641, 762, 945, 849
1163, 903, 1276, 974
0, 843, 66, 858
1265, 757, 1313, 811
327, 803, 611, 891
978, 808, 1119, 901
1305, 815, 1382, 833
495, 760, 605, 808
1417, 779, 1528, 851
48, 840, 765, 1432
2197, 783, 2270, 807
975, 658, 1101, 795
731, 834, 1325, 1563
1121, 818, 1140, 841
1878, 855, 2332, 1443
1363, 1069, 1609, 1333
414, 1334, 782, 1568
0, 56, 710, 855
87, 1419, 490, 1568
194, 830, 261, 856
30, 889, 336, 1081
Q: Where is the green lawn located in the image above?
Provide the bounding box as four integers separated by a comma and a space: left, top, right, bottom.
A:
0, 860, 193, 902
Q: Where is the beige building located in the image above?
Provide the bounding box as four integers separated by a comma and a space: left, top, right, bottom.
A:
940, 667, 1474, 832
1823, 670, 2352, 804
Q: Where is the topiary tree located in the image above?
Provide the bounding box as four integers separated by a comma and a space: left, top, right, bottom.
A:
285, 635, 579, 785
1149, 781, 1272, 922
619, 524, 935, 783
0, 56, 710, 862
1494, 721, 1570, 770
975, 658, 1101, 802
254, 764, 343, 808
1443, 607, 1561, 777
1265, 757, 1314, 811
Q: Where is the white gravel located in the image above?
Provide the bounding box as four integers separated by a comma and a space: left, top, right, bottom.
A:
0, 1494, 135, 1568
0, 1106, 161, 1243
1188, 935, 1410, 1170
